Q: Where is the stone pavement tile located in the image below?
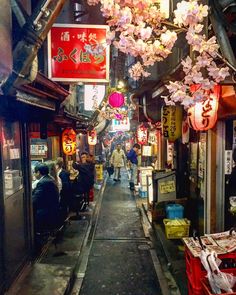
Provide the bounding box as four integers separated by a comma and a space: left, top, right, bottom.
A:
80, 241, 162, 295
11, 264, 72, 295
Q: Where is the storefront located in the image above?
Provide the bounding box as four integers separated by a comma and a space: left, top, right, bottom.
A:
0, 117, 31, 291
0, 73, 69, 292
216, 86, 236, 231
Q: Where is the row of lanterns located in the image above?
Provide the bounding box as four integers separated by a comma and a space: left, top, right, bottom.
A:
62, 128, 97, 156
137, 85, 220, 143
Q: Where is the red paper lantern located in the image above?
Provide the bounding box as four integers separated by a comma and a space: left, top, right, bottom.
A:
137, 125, 148, 145
188, 85, 221, 131
62, 128, 76, 155
108, 91, 125, 108
88, 130, 97, 145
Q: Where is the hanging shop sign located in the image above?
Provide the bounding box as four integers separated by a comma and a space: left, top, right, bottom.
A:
137, 125, 148, 145
84, 84, 106, 111
87, 130, 97, 146
161, 106, 182, 142
148, 130, 158, 144
188, 85, 220, 131
95, 164, 103, 181
111, 117, 130, 132
108, 91, 125, 108
48, 24, 110, 82
62, 128, 76, 155
142, 145, 152, 156
225, 150, 233, 175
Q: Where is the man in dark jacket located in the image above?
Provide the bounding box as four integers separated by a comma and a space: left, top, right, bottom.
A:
72, 152, 94, 194
33, 163, 60, 232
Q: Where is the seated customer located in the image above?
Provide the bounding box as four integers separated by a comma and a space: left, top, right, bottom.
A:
56, 157, 71, 219
32, 163, 60, 232
72, 152, 94, 195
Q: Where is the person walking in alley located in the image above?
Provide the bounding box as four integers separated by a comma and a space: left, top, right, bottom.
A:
110, 143, 126, 181
127, 143, 141, 190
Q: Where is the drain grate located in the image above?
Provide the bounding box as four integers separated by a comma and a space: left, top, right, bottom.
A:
138, 244, 151, 251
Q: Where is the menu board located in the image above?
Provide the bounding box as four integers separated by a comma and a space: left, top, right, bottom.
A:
30, 139, 48, 158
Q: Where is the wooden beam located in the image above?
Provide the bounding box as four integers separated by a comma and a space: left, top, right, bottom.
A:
210, 127, 217, 233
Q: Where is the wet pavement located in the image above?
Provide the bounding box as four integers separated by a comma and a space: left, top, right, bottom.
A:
79, 175, 163, 295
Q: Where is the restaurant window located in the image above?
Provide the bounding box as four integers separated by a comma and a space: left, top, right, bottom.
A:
1, 121, 23, 198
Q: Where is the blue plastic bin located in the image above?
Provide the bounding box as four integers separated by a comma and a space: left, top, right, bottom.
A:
166, 204, 184, 219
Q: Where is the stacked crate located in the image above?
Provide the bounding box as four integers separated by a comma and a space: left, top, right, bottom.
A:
185, 248, 236, 295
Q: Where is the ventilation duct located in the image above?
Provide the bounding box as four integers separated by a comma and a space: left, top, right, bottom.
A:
2, 0, 67, 95
0, 0, 12, 88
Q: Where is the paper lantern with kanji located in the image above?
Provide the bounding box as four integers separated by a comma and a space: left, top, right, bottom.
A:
88, 130, 97, 146
137, 125, 148, 145
188, 85, 220, 131
62, 128, 76, 155
161, 105, 182, 142
108, 91, 125, 108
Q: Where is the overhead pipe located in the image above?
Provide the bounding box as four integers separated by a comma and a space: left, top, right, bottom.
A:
2, 0, 67, 95
11, 0, 27, 27
0, 0, 12, 89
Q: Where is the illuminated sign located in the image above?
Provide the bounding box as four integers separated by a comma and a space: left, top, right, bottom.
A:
48, 24, 110, 82
111, 117, 130, 131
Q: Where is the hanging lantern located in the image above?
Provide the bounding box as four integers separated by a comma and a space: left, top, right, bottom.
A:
108, 91, 125, 108
161, 105, 182, 142
137, 125, 148, 145
62, 128, 76, 155
88, 130, 97, 146
188, 85, 221, 131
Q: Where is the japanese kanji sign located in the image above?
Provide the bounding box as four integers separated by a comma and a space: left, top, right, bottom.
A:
161, 106, 182, 142
48, 24, 110, 82
62, 128, 76, 156
188, 85, 220, 131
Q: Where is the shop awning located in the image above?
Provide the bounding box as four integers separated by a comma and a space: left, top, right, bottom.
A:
15, 72, 70, 110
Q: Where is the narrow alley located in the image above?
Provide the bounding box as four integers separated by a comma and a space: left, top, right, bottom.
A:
77, 172, 164, 295
2, 1, 236, 294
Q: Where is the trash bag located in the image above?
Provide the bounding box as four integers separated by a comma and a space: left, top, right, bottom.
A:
107, 165, 114, 176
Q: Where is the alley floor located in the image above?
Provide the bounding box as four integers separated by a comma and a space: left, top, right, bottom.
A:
78, 173, 163, 295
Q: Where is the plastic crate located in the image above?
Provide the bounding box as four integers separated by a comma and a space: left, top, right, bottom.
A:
185, 248, 206, 290
188, 280, 202, 295
166, 204, 184, 219
139, 189, 147, 198
163, 218, 190, 239
89, 188, 94, 202
185, 248, 236, 292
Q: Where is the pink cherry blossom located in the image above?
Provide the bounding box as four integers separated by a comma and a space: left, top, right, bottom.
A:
140, 26, 152, 40
128, 62, 151, 80
87, 0, 230, 109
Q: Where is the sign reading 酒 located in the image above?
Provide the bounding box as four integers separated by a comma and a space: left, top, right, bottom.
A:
48, 24, 110, 82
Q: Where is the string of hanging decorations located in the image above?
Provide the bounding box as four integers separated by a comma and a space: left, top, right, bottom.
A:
92, 87, 136, 120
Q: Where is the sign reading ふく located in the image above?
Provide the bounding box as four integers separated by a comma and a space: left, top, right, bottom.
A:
48, 24, 110, 82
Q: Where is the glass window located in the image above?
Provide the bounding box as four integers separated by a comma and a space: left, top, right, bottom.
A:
1, 121, 23, 198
